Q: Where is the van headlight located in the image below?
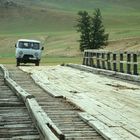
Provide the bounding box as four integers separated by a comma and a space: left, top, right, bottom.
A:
34, 52, 39, 57
19, 51, 23, 56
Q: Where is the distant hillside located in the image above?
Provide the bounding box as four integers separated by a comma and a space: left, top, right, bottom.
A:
0, 1, 73, 34
2, 0, 139, 9
0, 0, 140, 64
0, 0, 139, 37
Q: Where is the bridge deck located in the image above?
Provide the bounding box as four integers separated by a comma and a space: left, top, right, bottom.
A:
6, 65, 104, 140
19, 65, 140, 140
0, 68, 40, 139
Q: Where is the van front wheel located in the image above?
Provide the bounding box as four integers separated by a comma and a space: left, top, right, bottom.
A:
35, 61, 39, 66
16, 59, 20, 67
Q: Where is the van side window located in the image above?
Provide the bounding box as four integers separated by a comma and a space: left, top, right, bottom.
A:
19, 42, 24, 48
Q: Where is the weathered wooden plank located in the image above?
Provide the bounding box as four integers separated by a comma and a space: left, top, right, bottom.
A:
21, 64, 140, 140
31, 74, 63, 98
79, 112, 140, 140
11, 135, 40, 140
26, 98, 59, 140
0, 66, 40, 139
8, 65, 105, 140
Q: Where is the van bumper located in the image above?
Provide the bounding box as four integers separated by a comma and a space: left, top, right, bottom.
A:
16, 58, 40, 63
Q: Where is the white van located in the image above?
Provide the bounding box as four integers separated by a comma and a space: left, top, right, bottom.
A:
15, 39, 44, 66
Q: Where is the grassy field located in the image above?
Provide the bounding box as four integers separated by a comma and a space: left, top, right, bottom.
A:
0, 0, 140, 67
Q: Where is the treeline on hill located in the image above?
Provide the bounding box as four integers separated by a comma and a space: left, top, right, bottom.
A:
76, 8, 109, 52
0, 0, 17, 8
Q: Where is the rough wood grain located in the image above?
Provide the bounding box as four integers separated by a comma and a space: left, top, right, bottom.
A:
19, 65, 140, 140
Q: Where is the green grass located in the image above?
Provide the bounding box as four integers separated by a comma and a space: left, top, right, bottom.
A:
0, 56, 82, 66
0, 0, 140, 37
41, 56, 82, 65
0, 0, 140, 66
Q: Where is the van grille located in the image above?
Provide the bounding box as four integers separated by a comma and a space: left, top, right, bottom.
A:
23, 55, 34, 59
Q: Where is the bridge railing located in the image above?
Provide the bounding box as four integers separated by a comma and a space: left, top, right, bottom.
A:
83, 50, 140, 75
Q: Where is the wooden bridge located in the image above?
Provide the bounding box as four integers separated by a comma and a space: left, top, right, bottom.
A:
0, 64, 104, 140
0, 63, 140, 140
0, 67, 39, 139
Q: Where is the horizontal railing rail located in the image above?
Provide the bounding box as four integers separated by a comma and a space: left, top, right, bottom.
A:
83, 50, 140, 75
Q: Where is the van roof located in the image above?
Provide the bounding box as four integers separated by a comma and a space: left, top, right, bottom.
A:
17, 39, 40, 43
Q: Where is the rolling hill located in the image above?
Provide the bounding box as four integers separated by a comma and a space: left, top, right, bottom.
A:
0, 0, 139, 35
0, 0, 140, 64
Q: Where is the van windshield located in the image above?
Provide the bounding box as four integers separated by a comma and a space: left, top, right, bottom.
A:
18, 42, 40, 50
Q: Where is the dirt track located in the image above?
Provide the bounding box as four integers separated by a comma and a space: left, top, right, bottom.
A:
106, 37, 140, 51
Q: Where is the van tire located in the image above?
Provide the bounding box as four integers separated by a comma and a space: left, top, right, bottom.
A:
35, 61, 39, 66
16, 59, 20, 67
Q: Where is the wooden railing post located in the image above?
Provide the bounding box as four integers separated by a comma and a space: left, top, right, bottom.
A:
96, 53, 101, 68
87, 52, 90, 66
133, 53, 138, 75
127, 53, 131, 74
85, 51, 89, 66
82, 51, 86, 65
82, 50, 139, 76
87, 52, 89, 66
101, 53, 106, 69
120, 53, 124, 73
113, 53, 117, 71
89, 52, 93, 67
92, 52, 96, 67
107, 52, 111, 70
